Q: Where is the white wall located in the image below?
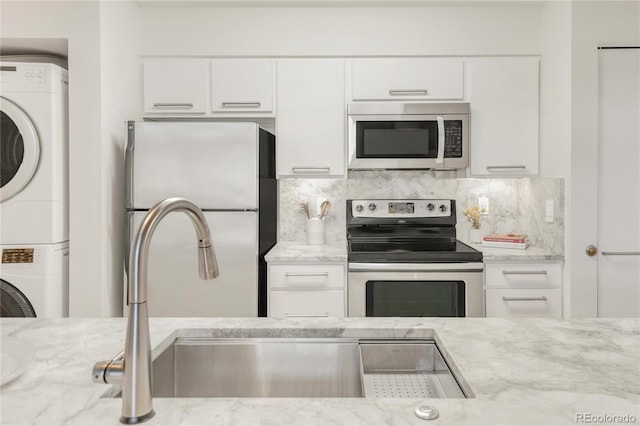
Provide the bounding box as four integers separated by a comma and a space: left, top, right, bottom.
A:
99, 1, 142, 316
0, 0, 141, 317
1, 0, 104, 316
139, 5, 541, 56
569, 1, 640, 317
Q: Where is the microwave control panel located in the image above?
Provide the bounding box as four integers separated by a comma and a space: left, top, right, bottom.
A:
351, 199, 452, 218
444, 121, 463, 158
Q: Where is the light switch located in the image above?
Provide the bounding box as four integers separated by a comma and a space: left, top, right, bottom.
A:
545, 200, 554, 223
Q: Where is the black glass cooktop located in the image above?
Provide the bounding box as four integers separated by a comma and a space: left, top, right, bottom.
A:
348, 238, 483, 263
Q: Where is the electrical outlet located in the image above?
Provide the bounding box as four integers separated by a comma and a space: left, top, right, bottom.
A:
478, 196, 489, 215
545, 200, 554, 223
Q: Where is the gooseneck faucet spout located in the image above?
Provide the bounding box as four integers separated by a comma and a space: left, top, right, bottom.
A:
92, 197, 218, 424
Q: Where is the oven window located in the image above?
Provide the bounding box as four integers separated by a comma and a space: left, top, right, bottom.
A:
366, 281, 465, 317
356, 121, 438, 158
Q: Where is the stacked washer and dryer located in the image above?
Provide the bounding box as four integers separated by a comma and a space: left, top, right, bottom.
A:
0, 57, 69, 317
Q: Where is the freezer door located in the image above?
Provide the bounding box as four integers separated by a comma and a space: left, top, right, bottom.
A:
128, 211, 258, 317
129, 122, 259, 210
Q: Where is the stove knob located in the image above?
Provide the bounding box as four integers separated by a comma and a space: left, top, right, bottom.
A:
355, 204, 364, 213
439, 204, 448, 212
368, 203, 378, 212
426, 203, 435, 212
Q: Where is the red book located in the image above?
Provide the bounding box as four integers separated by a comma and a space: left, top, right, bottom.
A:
482, 233, 527, 243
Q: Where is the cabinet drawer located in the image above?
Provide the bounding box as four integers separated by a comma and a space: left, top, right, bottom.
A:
143, 60, 208, 115
269, 290, 345, 318
486, 288, 562, 318
351, 58, 463, 101
485, 262, 562, 289
269, 264, 345, 289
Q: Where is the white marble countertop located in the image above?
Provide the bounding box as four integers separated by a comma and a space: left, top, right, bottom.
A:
265, 241, 563, 263
1, 317, 637, 426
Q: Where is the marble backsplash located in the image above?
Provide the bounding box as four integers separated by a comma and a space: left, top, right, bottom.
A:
278, 171, 565, 254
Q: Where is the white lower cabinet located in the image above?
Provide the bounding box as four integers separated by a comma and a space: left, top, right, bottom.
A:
268, 262, 346, 317
485, 261, 563, 318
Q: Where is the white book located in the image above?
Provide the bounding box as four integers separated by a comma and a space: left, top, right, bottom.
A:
481, 240, 529, 249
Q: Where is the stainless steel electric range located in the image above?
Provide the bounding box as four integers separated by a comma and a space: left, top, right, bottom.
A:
347, 199, 484, 317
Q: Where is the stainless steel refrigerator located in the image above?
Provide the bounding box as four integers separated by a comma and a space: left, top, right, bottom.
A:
125, 121, 276, 317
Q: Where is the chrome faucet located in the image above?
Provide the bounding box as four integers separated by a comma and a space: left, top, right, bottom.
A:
92, 197, 219, 424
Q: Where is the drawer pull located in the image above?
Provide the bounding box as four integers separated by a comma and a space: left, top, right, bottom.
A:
285, 272, 329, 278
388, 89, 428, 95
601, 251, 640, 256
502, 270, 548, 275
291, 167, 331, 173
502, 296, 548, 302
221, 102, 261, 108
284, 313, 329, 318
152, 103, 194, 108
486, 165, 527, 171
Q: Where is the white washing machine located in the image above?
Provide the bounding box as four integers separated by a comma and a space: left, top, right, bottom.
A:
0, 57, 69, 244
0, 242, 69, 317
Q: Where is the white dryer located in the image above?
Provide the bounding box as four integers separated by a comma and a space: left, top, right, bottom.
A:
0, 58, 68, 244
0, 242, 69, 317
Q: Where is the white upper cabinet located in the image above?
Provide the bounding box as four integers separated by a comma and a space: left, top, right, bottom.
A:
350, 58, 464, 101
469, 57, 540, 176
143, 59, 208, 115
276, 59, 346, 178
210, 59, 274, 113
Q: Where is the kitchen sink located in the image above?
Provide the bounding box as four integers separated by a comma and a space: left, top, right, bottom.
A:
106, 336, 468, 399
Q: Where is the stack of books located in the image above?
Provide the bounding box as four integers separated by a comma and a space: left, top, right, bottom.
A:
481, 233, 529, 249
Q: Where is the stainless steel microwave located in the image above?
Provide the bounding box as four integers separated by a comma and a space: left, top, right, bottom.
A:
347, 102, 470, 170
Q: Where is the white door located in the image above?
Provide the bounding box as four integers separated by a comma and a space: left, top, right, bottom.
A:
0, 97, 40, 202
596, 48, 640, 317
129, 211, 258, 317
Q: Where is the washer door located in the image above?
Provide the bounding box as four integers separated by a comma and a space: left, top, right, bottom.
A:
0, 97, 40, 202
0, 279, 36, 317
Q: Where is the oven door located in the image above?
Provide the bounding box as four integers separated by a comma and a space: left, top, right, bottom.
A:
348, 263, 484, 317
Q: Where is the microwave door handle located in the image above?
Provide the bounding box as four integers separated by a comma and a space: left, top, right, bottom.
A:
436, 116, 445, 164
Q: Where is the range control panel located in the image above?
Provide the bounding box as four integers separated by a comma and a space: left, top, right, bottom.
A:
350, 199, 452, 218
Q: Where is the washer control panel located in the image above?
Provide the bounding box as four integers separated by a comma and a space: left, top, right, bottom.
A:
351, 199, 452, 218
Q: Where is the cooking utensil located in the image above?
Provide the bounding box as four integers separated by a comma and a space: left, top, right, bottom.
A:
300, 202, 311, 219
319, 200, 332, 219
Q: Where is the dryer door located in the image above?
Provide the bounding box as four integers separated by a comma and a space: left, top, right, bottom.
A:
0, 97, 40, 202
0, 279, 36, 317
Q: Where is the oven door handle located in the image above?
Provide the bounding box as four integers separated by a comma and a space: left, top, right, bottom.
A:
436, 116, 445, 164
348, 262, 484, 272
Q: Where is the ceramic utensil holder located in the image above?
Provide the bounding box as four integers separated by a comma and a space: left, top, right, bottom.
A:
306, 218, 326, 245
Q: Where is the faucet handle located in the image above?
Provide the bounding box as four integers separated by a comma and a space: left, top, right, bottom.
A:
92, 351, 125, 384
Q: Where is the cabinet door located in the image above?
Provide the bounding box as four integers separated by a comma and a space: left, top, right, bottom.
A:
351, 58, 463, 101
210, 59, 274, 113
276, 59, 346, 178
469, 57, 539, 176
485, 262, 562, 289
269, 290, 345, 318
143, 60, 208, 115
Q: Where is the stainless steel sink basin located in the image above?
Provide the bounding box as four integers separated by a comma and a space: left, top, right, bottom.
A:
108, 337, 468, 399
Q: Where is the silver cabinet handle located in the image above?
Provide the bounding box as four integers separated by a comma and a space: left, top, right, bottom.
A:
486, 165, 527, 170
285, 272, 329, 278
291, 167, 331, 173
502, 270, 548, 275
388, 89, 428, 95
601, 251, 640, 256
435, 116, 445, 164
284, 313, 329, 318
221, 102, 261, 108
152, 103, 194, 108
502, 296, 548, 302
